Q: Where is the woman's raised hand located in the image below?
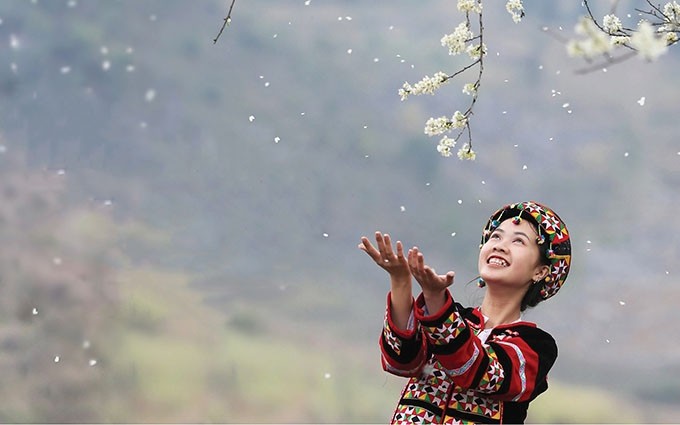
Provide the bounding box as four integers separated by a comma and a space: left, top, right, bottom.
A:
407, 246, 455, 301
358, 232, 411, 282
359, 231, 413, 330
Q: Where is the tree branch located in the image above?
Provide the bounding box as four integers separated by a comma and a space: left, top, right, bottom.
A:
213, 0, 237, 44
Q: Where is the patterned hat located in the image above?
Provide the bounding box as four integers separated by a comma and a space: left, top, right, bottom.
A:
481, 201, 571, 300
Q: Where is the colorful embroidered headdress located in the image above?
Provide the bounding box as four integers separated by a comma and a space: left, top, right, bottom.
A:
481, 201, 571, 300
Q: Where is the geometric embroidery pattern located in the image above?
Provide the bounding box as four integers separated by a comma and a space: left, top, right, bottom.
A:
476, 345, 504, 393
383, 311, 402, 355
425, 314, 467, 346
392, 404, 438, 424
403, 361, 451, 408
448, 385, 502, 421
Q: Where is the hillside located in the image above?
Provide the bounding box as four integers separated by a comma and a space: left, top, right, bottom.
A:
0, 0, 679, 422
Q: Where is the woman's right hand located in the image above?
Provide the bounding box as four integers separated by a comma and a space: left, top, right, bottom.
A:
358, 231, 411, 284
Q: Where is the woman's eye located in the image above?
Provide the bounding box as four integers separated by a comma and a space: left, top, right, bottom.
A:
490, 233, 500, 239
513, 238, 525, 244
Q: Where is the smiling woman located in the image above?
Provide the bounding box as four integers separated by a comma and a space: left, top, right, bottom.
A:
359, 201, 571, 424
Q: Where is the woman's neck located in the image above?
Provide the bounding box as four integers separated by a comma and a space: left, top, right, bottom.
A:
479, 288, 524, 329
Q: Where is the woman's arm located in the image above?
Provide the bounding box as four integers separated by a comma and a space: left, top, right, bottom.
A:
359, 232, 429, 376
359, 232, 413, 329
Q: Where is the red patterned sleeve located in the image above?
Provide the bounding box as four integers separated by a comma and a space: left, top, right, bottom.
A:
379, 292, 429, 377
414, 291, 557, 402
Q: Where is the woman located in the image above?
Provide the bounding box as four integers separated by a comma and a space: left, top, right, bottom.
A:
359, 201, 571, 424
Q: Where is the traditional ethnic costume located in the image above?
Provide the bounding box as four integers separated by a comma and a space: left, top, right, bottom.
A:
379, 201, 571, 424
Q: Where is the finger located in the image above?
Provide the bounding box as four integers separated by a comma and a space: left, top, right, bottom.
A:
375, 232, 388, 256
417, 252, 426, 274
445, 271, 455, 286
383, 233, 395, 257
411, 249, 426, 277
359, 236, 382, 262
395, 241, 406, 261
407, 247, 417, 269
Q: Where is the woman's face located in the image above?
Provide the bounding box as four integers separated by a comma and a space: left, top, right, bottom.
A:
478, 218, 549, 288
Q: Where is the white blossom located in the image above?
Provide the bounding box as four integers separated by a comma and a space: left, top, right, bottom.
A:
451, 110, 467, 128
457, 0, 481, 13
610, 35, 630, 45
663, 31, 679, 44
415, 72, 449, 95
506, 0, 524, 23
441, 22, 473, 56
630, 21, 668, 60
457, 143, 476, 160
436, 136, 456, 157
567, 16, 613, 58
398, 82, 412, 101
603, 14, 623, 33
462, 82, 477, 95
424, 116, 452, 136
403, 72, 449, 99
663, 1, 680, 22
466, 43, 487, 59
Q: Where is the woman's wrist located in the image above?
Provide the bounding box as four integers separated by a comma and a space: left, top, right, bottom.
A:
422, 289, 447, 314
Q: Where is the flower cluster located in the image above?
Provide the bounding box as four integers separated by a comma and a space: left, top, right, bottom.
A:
567, 1, 679, 66
441, 22, 473, 56
505, 0, 524, 24
566, 16, 613, 58
457, 143, 477, 160
457, 0, 482, 14
424, 112, 468, 137
630, 22, 669, 61
399, 72, 450, 100
399, 0, 524, 160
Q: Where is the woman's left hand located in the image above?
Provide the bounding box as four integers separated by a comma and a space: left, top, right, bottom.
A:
408, 247, 455, 311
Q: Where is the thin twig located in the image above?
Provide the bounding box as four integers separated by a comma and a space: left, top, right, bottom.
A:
464, 8, 484, 152
583, 0, 610, 34
444, 58, 482, 82
574, 50, 637, 74
213, 0, 237, 44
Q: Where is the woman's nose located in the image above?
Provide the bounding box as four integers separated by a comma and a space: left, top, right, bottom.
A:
492, 242, 507, 252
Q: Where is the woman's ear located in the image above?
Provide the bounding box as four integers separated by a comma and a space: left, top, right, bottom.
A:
533, 265, 550, 282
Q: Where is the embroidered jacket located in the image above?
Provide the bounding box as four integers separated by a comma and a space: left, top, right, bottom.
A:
380, 290, 557, 424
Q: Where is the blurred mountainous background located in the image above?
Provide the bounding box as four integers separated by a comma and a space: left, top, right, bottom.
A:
0, 0, 678, 422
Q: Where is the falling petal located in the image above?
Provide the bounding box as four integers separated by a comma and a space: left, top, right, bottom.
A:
145, 89, 156, 102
